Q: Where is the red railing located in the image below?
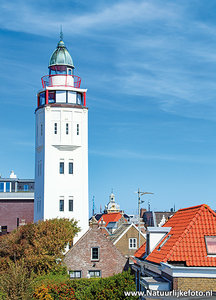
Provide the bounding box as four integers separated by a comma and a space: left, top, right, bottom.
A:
41, 74, 81, 89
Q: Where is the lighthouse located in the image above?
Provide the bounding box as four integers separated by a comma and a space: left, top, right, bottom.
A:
34, 34, 89, 242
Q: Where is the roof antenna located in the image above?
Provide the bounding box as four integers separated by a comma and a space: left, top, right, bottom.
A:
60, 25, 63, 41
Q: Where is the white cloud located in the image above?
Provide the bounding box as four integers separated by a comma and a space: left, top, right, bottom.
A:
0, 0, 181, 36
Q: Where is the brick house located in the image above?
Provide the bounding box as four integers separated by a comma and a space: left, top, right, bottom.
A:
109, 223, 146, 258
64, 220, 127, 279
0, 172, 34, 234
132, 204, 216, 292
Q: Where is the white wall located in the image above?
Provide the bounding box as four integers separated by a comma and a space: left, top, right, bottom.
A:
34, 102, 89, 242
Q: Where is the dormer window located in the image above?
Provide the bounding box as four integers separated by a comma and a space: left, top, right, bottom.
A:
205, 236, 216, 255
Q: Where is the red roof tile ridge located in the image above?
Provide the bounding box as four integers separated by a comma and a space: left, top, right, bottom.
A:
178, 203, 208, 212
165, 204, 209, 261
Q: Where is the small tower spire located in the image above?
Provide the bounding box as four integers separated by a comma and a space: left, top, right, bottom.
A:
60, 25, 63, 41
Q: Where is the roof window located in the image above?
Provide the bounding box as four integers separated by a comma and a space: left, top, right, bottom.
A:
205, 236, 216, 255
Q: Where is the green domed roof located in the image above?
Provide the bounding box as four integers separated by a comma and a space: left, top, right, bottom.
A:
49, 40, 74, 68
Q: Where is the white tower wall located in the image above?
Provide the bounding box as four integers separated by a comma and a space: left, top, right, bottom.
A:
34, 104, 89, 242
34, 38, 89, 243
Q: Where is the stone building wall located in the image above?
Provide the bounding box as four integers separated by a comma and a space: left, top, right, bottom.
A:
0, 199, 34, 232
115, 225, 145, 257
64, 226, 127, 278
173, 277, 216, 292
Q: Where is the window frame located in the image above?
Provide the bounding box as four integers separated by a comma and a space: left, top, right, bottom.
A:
59, 199, 64, 212
205, 236, 216, 255
88, 270, 101, 278
91, 247, 100, 261
69, 198, 73, 212
24, 184, 29, 192
66, 123, 69, 135
0, 182, 4, 192
77, 124, 79, 135
129, 238, 137, 249
69, 270, 81, 279
69, 162, 73, 174
54, 123, 57, 134
59, 162, 64, 174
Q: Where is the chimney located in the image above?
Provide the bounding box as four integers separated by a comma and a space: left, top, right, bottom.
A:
89, 216, 99, 229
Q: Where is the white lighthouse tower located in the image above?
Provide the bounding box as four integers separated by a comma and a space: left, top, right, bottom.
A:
34, 34, 89, 242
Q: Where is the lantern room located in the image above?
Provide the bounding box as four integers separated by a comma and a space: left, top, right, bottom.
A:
37, 36, 86, 108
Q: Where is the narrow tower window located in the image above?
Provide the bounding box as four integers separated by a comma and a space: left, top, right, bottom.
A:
41, 124, 43, 136
59, 199, 64, 211
59, 162, 64, 174
69, 197, 73, 211
69, 162, 73, 174
54, 123, 57, 134
77, 124, 79, 135
66, 123, 69, 135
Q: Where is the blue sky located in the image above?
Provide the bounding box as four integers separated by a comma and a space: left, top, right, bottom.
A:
0, 0, 216, 214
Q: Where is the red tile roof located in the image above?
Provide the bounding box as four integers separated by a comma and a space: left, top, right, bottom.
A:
134, 242, 146, 259
98, 212, 125, 227
146, 204, 216, 267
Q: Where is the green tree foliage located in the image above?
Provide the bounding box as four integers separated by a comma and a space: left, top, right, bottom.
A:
0, 218, 79, 275
32, 271, 138, 300
0, 260, 33, 300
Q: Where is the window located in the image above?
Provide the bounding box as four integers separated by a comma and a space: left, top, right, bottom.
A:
91, 247, 99, 260
66, 123, 69, 135
69, 270, 81, 279
39, 92, 45, 106
59, 162, 64, 174
48, 91, 55, 103
1, 226, 7, 235
68, 91, 76, 104
0, 182, 4, 192
24, 185, 28, 191
205, 236, 216, 255
56, 91, 66, 103
88, 270, 101, 278
59, 199, 64, 212
77, 93, 82, 105
41, 124, 43, 136
54, 123, 57, 134
68, 68, 72, 76
129, 238, 137, 249
69, 198, 73, 211
6, 182, 10, 192
69, 162, 73, 174
77, 124, 79, 135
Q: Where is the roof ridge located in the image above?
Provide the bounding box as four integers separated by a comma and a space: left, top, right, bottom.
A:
178, 203, 206, 212
165, 205, 206, 261
65, 227, 91, 256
